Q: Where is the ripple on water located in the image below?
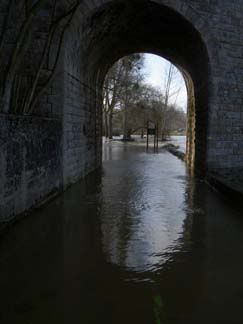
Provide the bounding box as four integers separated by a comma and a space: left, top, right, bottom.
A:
101, 144, 189, 279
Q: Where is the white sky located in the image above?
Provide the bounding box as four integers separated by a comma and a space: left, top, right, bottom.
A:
143, 54, 187, 111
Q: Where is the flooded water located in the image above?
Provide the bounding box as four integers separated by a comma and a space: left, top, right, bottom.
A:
1, 142, 243, 324
169, 136, 186, 153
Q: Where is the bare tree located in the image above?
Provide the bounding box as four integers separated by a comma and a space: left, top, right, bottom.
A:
119, 54, 144, 139
103, 60, 124, 138
112, 83, 186, 140
103, 54, 144, 139
103, 58, 186, 140
161, 63, 182, 139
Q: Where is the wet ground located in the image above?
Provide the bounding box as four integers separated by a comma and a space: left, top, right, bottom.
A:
1, 142, 243, 324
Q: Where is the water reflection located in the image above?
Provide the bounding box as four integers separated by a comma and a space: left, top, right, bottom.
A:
0, 142, 243, 323
101, 145, 190, 276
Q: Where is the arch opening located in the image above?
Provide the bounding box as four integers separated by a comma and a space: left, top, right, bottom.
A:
102, 53, 189, 154
78, 0, 210, 176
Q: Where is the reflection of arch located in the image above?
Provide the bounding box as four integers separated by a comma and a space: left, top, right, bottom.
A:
99, 150, 206, 320
75, 0, 216, 175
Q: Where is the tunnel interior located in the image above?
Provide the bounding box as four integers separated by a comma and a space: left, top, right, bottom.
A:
72, 0, 210, 175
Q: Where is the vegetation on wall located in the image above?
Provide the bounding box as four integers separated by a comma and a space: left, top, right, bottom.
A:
0, 0, 80, 114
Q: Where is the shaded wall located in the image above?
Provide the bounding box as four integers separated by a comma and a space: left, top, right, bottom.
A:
0, 115, 63, 221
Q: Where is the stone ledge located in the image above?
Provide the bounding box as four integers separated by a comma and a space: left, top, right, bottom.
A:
206, 171, 243, 206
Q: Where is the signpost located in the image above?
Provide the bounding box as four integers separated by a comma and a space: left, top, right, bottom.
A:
146, 120, 159, 152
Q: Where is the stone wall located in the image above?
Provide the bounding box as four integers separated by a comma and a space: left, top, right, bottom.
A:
62, 70, 99, 187
68, 0, 243, 178
61, 23, 100, 187
1, 0, 243, 221
0, 114, 63, 222
0, 93, 100, 223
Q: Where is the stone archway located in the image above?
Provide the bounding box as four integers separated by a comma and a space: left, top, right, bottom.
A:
1, 0, 243, 221
62, 0, 213, 179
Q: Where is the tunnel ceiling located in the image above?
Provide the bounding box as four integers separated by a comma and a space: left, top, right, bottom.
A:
81, 0, 209, 86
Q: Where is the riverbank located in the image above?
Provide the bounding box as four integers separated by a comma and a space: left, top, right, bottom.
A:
162, 143, 186, 161
104, 136, 243, 202
103, 135, 186, 161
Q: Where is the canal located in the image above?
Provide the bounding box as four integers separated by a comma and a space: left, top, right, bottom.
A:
1, 141, 243, 323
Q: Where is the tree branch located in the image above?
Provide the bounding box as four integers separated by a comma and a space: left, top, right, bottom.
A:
28, 2, 79, 113
22, 0, 76, 113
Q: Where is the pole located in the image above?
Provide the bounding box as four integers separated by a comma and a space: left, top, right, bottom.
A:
154, 129, 156, 153
146, 121, 149, 151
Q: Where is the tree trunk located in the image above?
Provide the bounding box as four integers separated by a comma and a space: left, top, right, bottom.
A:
104, 111, 108, 138
127, 129, 132, 139
123, 105, 128, 140
108, 112, 113, 139
141, 128, 144, 139
123, 60, 129, 140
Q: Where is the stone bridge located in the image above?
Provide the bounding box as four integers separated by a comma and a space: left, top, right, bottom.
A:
0, 0, 243, 221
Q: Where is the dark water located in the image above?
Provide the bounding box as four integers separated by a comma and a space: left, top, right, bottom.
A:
1, 142, 243, 324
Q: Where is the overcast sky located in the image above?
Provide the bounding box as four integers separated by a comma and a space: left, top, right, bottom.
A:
143, 54, 187, 111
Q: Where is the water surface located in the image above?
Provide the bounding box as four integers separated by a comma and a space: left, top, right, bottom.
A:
169, 136, 186, 153
1, 142, 243, 324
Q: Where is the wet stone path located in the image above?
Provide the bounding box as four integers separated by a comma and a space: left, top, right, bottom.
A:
1, 142, 243, 324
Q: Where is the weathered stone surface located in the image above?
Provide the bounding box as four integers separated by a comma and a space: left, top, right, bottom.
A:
0, 114, 63, 221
